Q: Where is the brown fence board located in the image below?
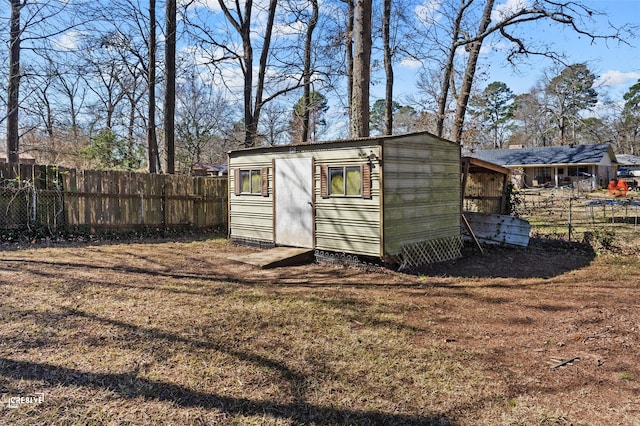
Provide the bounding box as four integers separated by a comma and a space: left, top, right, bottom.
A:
0, 163, 228, 234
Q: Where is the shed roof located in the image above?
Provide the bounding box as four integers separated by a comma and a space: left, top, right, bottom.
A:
461, 156, 511, 175
471, 144, 615, 167
228, 131, 458, 157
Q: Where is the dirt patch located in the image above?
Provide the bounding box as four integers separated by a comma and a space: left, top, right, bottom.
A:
415, 238, 597, 279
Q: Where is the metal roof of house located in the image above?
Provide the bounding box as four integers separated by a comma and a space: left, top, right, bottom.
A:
616, 154, 640, 166
471, 144, 615, 167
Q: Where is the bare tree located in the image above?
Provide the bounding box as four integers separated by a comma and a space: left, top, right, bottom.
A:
80, 34, 130, 131
5, 0, 89, 162
18, 50, 90, 166
509, 87, 554, 148
213, 0, 278, 147
433, 0, 470, 140
300, 0, 319, 143
260, 102, 290, 145
175, 71, 235, 172
450, 0, 493, 144
75, 1, 156, 169
54, 62, 85, 144
185, 0, 315, 147
415, 0, 633, 145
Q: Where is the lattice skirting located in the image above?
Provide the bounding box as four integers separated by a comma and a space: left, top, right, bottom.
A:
399, 235, 463, 270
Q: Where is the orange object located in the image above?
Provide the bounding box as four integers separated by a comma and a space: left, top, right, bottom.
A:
617, 180, 629, 192
607, 179, 629, 197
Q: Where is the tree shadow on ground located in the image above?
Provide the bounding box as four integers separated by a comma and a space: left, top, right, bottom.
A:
412, 238, 597, 279
0, 356, 454, 426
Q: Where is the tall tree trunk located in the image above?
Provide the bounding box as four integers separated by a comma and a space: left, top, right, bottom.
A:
7, 0, 22, 163
301, 0, 319, 143
237, 0, 255, 147
125, 94, 139, 168
147, 0, 159, 173
350, 0, 372, 138
344, 0, 354, 124
451, 0, 494, 144
165, 0, 177, 173
382, 0, 393, 135
435, 1, 469, 139
250, 0, 277, 147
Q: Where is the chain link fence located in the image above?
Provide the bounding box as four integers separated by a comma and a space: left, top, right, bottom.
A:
516, 187, 640, 246
0, 170, 65, 237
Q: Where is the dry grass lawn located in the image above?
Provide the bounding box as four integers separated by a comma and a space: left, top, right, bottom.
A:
0, 231, 639, 425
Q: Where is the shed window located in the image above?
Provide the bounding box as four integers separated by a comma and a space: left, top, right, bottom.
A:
234, 168, 269, 196
320, 164, 371, 199
329, 166, 361, 196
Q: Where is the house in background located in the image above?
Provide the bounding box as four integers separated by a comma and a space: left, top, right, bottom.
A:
616, 154, 640, 177
191, 162, 228, 177
470, 144, 617, 190
0, 153, 36, 164
228, 131, 462, 268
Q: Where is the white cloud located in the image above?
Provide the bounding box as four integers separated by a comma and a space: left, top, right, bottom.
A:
415, 0, 442, 26
54, 30, 81, 51
597, 70, 640, 88
399, 58, 422, 69
492, 0, 529, 21
273, 20, 306, 37
189, 0, 222, 12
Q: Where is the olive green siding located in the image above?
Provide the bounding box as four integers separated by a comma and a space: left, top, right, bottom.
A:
314, 184, 381, 257
382, 136, 461, 256
228, 156, 274, 242
229, 141, 382, 257
228, 132, 461, 259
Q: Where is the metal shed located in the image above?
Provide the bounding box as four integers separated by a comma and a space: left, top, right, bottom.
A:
228, 132, 462, 268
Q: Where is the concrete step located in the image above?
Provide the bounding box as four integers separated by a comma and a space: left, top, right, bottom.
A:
229, 247, 314, 269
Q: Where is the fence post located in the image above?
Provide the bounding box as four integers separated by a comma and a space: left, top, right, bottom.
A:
568, 195, 572, 242
31, 186, 37, 226
161, 183, 167, 230
140, 191, 145, 226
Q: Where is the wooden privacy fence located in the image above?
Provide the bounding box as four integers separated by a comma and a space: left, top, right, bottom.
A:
0, 163, 228, 234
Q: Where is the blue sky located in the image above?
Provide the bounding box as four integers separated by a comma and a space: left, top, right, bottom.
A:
495, 0, 639, 96
386, 0, 640, 104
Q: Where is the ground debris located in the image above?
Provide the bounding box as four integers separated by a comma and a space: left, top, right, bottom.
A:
550, 357, 580, 369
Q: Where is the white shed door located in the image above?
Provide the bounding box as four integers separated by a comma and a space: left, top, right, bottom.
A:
275, 158, 314, 248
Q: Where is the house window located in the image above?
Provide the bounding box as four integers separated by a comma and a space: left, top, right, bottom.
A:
534, 167, 551, 184
329, 166, 361, 196
568, 166, 589, 177
234, 168, 269, 196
